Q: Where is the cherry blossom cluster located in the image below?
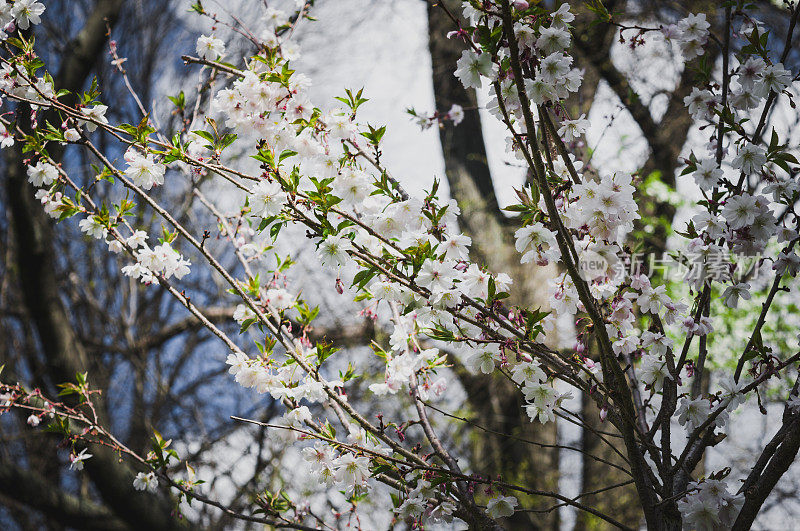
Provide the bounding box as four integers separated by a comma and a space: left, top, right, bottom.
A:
662, 13, 711, 60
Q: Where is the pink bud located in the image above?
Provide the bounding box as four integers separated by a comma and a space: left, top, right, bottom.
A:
599, 407, 608, 422
513, 0, 529, 9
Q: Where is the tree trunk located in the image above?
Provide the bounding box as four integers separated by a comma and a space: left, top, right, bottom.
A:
427, 2, 559, 528
574, 393, 643, 530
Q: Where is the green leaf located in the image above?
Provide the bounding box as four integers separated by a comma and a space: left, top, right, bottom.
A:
240, 317, 257, 333
192, 129, 214, 144
167, 91, 186, 110
426, 326, 455, 342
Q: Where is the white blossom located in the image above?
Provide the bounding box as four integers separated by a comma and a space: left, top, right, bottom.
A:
80, 105, 109, 132
196, 34, 225, 60
677, 397, 711, 431
27, 161, 58, 187
69, 448, 92, 471
731, 143, 766, 175
454, 50, 493, 90
557, 114, 588, 142
486, 496, 518, 519
133, 471, 158, 493
250, 180, 287, 218
12, 0, 45, 29
124, 150, 165, 190
447, 103, 464, 125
